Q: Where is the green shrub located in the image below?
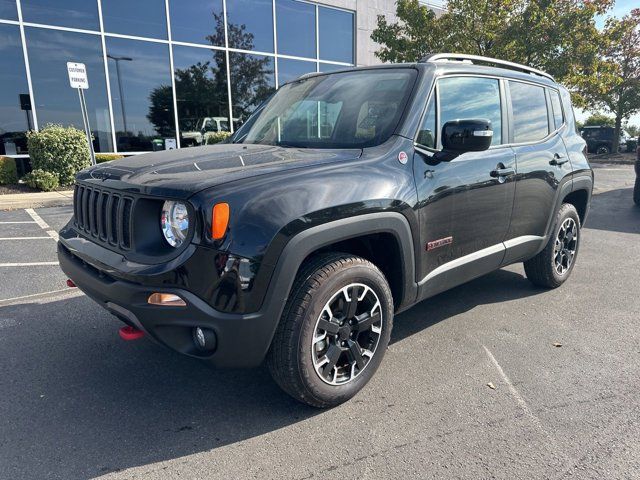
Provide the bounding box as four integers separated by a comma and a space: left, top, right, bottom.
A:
23, 169, 59, 192
26, 124, 91, 186
96, 153, 125, 163
0, 156, 18, 185
205, 131, 232, 145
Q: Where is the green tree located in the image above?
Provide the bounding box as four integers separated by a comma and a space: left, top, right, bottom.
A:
372, 0, 612, 85
573, 9, 640, 152
626, 124, 639, 138
583, 113, 615, 127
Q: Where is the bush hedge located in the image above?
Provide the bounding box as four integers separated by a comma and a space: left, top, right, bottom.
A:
96, 153, 125, 163
26, 124, 90, 186
0, 156, 18, 185
205, 131, 232, 145
23, 169, 59, 192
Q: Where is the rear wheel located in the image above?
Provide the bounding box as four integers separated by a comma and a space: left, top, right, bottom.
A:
267, 253, 393, 408
595, 144, 611, 155
524, 203, 581, 288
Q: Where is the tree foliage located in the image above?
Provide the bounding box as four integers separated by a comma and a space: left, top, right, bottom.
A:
573, 9, 640, 151
583, 113, 615, 127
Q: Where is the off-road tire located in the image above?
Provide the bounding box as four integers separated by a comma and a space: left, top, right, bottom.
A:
267, 253, 393, 408
524, 203, 581, 288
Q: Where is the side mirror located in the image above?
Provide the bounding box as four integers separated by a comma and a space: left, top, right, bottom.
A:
442, 119, 493, 153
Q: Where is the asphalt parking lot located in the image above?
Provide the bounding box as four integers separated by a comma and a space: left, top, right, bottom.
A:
0, 164, 638, 480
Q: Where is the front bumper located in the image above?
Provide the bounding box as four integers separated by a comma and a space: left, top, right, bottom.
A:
58, 242, 276, 367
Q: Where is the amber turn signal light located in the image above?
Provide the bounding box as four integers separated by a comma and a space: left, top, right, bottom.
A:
147, 293, 187, 307
212, 202, 230, 240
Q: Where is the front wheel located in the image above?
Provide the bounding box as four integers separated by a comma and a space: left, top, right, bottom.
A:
524, 203, 581, 288
267, 253, 393, 408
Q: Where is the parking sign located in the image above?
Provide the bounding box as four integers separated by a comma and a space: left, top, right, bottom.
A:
67, 62, 89, 89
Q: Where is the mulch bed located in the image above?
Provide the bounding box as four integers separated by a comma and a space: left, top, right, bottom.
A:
0, 183, 71, 194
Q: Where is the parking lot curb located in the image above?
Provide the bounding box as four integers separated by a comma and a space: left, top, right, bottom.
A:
0, 190, 74, 211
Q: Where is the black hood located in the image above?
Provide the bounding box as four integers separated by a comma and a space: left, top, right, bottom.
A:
76, 144, 362, 198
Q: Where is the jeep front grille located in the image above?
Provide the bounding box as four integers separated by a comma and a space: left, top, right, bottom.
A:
74, 184, 134, 250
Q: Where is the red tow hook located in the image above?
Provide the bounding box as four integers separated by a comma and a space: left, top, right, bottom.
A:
119, 325, 145, 341
66, 279, 76, 288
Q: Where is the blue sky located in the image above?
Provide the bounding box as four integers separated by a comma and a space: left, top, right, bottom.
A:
580, 0, 639, 127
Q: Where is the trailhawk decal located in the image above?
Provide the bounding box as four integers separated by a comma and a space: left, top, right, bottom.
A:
426, 236, 453, 251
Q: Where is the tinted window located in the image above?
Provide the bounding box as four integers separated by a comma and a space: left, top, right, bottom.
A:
106, 37, 175, 152
21, 0, 99, 30
169, 0, 223, 46
26, 27, 113, 152
277, 0, 316, 58
233, 69, 416, 149
318, 7, 353, 63
172, 45, 229, 144
102, 0, 167, 39
509, 81, 549, 143
0, 0, 17, 20
550, 90, 564, 130
0, 24, 30, 155
438, 76, 502, 145
226, 0, 273, 53
417, 94, 436, 149
229, 52, 275, 128
278, 58, 316, 86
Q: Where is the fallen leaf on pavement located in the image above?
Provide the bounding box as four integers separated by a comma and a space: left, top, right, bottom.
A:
487, 382, 496, 390
553, 342, 563, 347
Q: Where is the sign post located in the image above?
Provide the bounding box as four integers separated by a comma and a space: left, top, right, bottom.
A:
67, 62, 96, 166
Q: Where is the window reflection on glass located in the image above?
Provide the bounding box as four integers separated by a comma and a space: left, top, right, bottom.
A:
229, 52, 275, 129
173, 45, 230, 147
21, 0, 99, 30
438, 76, 502, 145
169, 0, 224, 46
277, 58, 316, 86
318, 7, 353, 64
102, 0, 167, 40
319, 63, 347, 73
417, 95, 436, 149
226, 0, 273, 53
509, 81, 549, 143
26, 27, 113, 152
276, 0, 315, 58
0, 0, 17, 20
0, 24, 30, 155
106, 37, 175, 152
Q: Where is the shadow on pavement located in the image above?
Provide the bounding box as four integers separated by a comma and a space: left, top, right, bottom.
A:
587, 188, 640, 235
0, 267, 544, 479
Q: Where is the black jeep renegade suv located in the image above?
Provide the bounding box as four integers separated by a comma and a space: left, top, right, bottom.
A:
59, 54, 593, 407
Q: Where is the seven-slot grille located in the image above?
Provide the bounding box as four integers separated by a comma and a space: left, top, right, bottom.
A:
73, 184, 133, 250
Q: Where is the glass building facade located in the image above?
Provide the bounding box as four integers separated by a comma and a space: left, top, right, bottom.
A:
0, 0, 355, 155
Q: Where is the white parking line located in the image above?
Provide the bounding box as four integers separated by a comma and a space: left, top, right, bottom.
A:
0, 221, 37, 224
0, 287, 82, 307
24, 208, 59, 241
0, 236, 52, 240
0, 262, 59, 267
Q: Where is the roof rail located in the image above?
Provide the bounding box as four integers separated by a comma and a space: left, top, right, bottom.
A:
421, 53, 554, 81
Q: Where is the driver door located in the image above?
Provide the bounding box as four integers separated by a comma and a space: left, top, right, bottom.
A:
413, 75, 516, 299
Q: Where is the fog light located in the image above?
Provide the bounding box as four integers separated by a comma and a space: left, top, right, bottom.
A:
148, 293, 186, 306
193, 327, 217, 352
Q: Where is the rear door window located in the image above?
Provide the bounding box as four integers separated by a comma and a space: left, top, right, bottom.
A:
509, 81, 549, 143
549, 90, 564, 130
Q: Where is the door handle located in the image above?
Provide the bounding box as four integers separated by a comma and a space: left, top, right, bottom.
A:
549, 153, 569, 166
490, 165, 515, 178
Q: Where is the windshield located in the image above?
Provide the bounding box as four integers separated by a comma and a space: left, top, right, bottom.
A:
231, 68, 417, 149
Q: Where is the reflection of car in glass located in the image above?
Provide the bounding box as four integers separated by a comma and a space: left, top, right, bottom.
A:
59, 54, 593, 408
180, 117, 234, 146
580, 126, 627, 154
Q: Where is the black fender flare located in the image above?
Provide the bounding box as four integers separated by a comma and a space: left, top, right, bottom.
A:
255, 212, 417, 359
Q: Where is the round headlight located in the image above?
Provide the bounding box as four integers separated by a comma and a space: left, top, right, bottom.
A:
161, 201, 189, 247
